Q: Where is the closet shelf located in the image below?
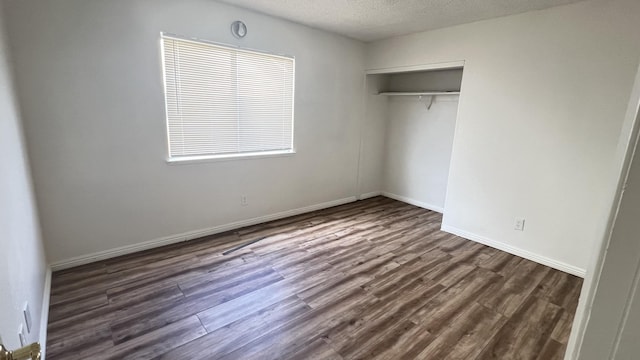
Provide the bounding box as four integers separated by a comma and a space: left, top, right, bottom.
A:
377, 91, 460, 96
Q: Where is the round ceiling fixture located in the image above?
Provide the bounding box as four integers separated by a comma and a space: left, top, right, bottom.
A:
231, 21, 247, 39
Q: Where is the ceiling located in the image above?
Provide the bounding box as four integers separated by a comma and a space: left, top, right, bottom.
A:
218, 0, 586, 42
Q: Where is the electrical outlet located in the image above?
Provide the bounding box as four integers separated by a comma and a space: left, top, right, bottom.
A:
18, 324, 26, 347
514, 217, 525, 231
23, 303, 32, 334
240, 195, 248, 206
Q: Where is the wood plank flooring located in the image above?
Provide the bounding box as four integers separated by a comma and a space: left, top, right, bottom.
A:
46, 197, 583, 360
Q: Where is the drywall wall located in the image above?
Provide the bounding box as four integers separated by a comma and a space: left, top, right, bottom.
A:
3, 0, 366, 264
567, 63, 640, 360
0, 3, 47, 350
615, 274, 640, 359
576, 95, 640, 359
358, 74, 387, 198
379, 69, 461, 211
614, 297, 640, 359
367, 0, 640, 273
383, 94, 458, 211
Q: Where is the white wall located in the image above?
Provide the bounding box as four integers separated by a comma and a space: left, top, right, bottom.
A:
383, 94, 458, 211
568, 63, 640, 359
3, 0, 366, 265
367, 0, 640, 273
0, 2, 47, 350
358, 74, 388, 198
615, 277, 640, 359
380, 69, 461, 211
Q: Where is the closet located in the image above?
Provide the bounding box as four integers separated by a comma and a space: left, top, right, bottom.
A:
362, 65, 464, 213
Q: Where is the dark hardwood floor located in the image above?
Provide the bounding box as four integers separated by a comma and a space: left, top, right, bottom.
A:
46, 197, 583, 360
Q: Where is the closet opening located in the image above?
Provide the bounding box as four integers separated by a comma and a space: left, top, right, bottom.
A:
362, 63, 465, 214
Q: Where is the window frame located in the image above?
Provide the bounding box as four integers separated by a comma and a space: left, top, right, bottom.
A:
159, 32, 296, 164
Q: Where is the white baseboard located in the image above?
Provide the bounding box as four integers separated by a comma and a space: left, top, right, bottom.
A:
382, 192, 444, 213
50, 196, 358, 271
441, 224, 586, 278
358, 191, 382, 200
39, 267, 51, 360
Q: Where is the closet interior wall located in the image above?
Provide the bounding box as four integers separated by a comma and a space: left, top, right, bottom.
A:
365, 68, 462, 212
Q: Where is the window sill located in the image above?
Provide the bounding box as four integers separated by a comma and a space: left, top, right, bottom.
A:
166, 149, 296, 165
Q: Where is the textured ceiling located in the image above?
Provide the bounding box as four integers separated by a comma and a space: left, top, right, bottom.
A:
218, 0, 586, 42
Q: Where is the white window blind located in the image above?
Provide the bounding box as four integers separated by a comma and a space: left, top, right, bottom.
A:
161, 34, 295, 160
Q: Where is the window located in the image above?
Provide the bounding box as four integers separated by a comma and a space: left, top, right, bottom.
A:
161, 34, 295, 162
